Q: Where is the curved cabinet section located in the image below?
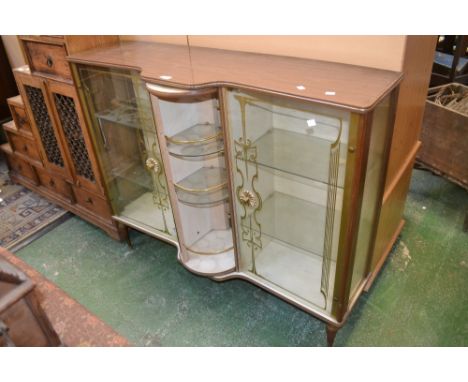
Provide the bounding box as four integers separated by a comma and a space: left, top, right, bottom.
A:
148, 83, 235, 276
74, 64, 177, 241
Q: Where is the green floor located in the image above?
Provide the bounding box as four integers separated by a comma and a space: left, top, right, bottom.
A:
16, 169, 468, 346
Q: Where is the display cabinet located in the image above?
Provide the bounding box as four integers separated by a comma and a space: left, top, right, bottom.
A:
74, 66, 177, 242
68, 40, 402, 344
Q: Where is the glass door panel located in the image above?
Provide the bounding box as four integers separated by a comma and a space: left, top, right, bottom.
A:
149, 86, 235, 275
75, 65, 176, 240
226, 89, 351, 313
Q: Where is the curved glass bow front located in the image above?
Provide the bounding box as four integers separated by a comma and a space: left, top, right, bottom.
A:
149, 88, 236, 276
226, 89, 351, 313
75, 65, 177, 240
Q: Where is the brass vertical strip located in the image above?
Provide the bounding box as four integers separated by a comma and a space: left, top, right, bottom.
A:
233, 94, 263, 274
331, 111, 373, 321
320, 119, 343, 309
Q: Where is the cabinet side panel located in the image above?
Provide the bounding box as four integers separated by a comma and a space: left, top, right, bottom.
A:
385, 36, 436, 188
369, 36, 436, 278
349, 93, 395, 297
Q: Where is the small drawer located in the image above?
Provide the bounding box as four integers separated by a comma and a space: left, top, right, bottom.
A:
10, 105, 32, 135
22, 39, 71, 80
73, 186, 112, 218
7, 154, 38, 183
35, 167, 74, 202
8, 133, 41, 163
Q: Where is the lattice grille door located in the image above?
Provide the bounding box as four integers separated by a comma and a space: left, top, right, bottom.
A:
53, 93, 95, 182
24, 85, 64, 167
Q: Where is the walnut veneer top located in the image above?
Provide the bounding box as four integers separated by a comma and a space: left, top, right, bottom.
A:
68, 41, 403, 112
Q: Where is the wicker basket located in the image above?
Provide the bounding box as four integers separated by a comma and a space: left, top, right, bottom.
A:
417, 83, 468, 190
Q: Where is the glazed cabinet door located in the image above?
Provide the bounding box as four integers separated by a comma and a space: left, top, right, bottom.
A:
73, 65, 177, 240
147, 84, 235, 276
15, 68, 71, 180
46, 80, 102, 195
224, 88, 353, 315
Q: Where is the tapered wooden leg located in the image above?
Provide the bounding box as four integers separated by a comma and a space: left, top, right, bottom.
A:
326, 324, 339, 347
121, 225, 132, 249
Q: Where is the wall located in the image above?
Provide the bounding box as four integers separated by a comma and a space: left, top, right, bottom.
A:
1, 35, 25, 68
120, 35, 407, 72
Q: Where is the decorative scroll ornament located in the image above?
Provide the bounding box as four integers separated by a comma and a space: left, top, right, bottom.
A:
145, 157, 161, 174
239, 189, 258, 209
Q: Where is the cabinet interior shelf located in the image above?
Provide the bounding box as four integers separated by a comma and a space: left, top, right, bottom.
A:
175, 167, 227, 192
110, 161, 154, 191
96, 101, 154, 132
241, 191, 328, 258
167, 139, 224, 159
184, 229, 235, 274
166, 123, 222, 144
175, 167, 228, 207
240, 128, 346, 187
116, 192, 173, 236
166, 123, 224, 159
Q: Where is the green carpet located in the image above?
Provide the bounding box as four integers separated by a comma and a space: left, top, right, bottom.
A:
15, 169, 468, 346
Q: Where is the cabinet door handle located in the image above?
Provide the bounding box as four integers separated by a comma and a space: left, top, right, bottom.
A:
46, 56, 54, 68
49, 179, 55, 187
85, 197, 93, 204
22, 144, 28, 152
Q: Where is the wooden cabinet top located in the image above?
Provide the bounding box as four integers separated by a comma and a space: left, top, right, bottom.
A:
67, 41, 402, 112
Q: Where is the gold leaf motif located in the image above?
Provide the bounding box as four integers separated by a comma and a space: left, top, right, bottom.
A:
145, 157, 160, 174
239, 189, 258, 208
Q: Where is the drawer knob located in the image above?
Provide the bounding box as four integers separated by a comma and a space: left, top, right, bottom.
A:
23, 144, 28, 152
85, 197, 93, 204
49, 179, 55, 187
46, 56, 54, 68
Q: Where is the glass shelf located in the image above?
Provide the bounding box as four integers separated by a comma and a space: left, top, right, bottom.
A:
175, 167, 227, 194
167, 139, 224, 159
241, 191, 326, 257
96, 101, 154, 132
166, 123, 222, 144
182, 223, 234, 274
239, 128, 346, 187
176, 187, 230, 207
110, 161, 154, 191
186, 228, 234, 256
